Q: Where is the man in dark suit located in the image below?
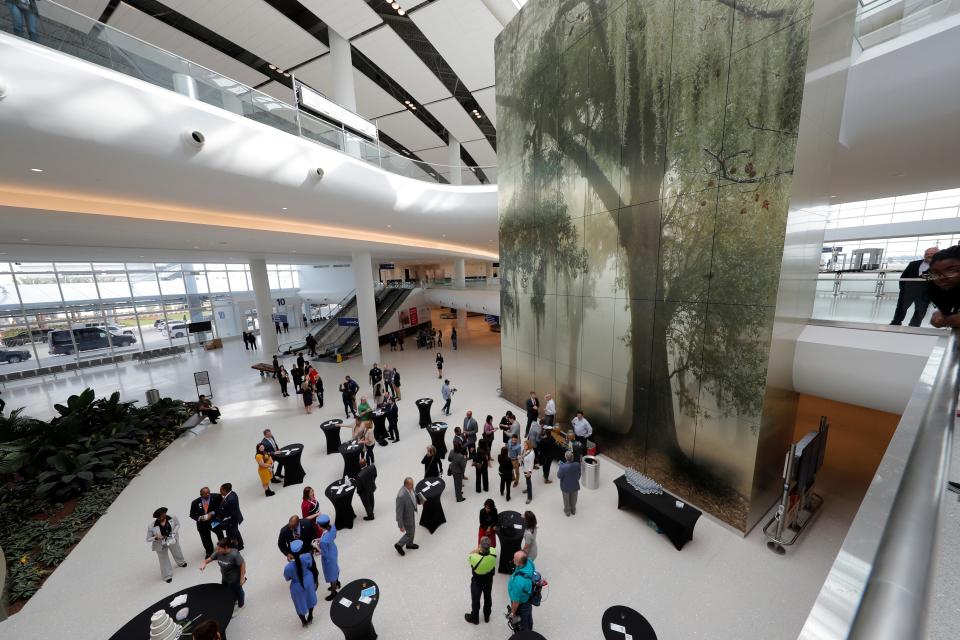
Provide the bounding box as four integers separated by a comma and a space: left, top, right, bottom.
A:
260, 428, 284, 482
524, 392, 539, 437
356, 457, 378, 521
891, 246, 939, 327
277, 515, 320, 588
216, 483, 244, 550
189, 486, 223, 556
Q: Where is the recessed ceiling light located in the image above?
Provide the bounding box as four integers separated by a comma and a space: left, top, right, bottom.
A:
290, 250, 297, 253
21, 238, 29, 241
283, 72, 290, 77
391, 1, 399, 8
30, 168, 43, 172
387, 224, 392, 228
282, 207, 288, 210
442, 234, 446, 238
193, 245, 199, 249
398, 8, 405, 15
830, 195, 838, 198
139, 255, 145, 258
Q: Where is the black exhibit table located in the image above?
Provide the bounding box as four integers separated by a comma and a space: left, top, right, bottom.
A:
416, 398, 433, 428
273, 443, 305, 486
497, 510, 525, 574
602, 605, 657, 640
325, 478, 357, 530
371, 410, 389, 446
330, 578, 380, 640
613, 475, 701, 550
427, 422, 448, 457
321, 419, 344, 454
415, 477, 446, 534
509, 633, 547, 640
108, 583, 234, 640
339, 442, 364, 479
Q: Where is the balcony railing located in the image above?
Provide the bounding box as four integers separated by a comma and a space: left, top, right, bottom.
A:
0, 0, 494, 185
855, 0, 960, 50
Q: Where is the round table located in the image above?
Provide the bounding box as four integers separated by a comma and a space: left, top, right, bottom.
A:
273, 443, 305, 486
339, 442, 364, 479
330, 578, 380, 640
510, 632, 547, 640
108, 583, 234, 640
427, 422, 449, 457
325, 479, 357, 530
371, 410, 389, 446
321, 419, 344, 455
601, 605, 657, 640
497, 510, 525, 574
415, 477, 446, 534
416, 398, 433, 428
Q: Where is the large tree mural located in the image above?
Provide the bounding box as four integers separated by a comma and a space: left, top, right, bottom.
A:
496, 0, 812, 530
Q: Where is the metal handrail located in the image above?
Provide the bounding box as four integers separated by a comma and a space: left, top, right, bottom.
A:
848, 328, 959, 639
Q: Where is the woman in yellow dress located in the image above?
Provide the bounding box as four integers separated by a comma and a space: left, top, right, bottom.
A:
256, 443, 276, 497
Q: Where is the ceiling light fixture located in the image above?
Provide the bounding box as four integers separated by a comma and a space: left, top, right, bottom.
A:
282, 207, 288, 210
20, 238, 29, 241
193, 245, 199, 249
391, 1, 399, 8
30, 168, 44, 173
398, 9, 405, 15
268, 64, 277, 70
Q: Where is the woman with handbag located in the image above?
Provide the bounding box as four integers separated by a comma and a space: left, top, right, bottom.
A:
256, 443, 276, 497
146, 507, 187, 583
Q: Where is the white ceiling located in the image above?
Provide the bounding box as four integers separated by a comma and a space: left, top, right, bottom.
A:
409, 0, 500, 91
299, 0, 382, 40
463, 139, 497, 168
352, 25, 451, 104
471, 86, 497, 127
423, 97, 486, 146
375, 109, 445, 154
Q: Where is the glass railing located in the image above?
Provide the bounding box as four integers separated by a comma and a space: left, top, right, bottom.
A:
1, 0, 494, 185
812, 270, 947, 327
855, 0, 960, 50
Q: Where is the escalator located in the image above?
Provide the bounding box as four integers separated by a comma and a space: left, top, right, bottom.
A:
277, 289, 356, 355
333, 287, 413, 359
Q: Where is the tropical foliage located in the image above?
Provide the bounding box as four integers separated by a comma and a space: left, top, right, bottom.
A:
0, 391, 192, 609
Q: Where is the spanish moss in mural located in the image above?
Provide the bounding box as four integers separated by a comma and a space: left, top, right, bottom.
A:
495, 0, 813, 531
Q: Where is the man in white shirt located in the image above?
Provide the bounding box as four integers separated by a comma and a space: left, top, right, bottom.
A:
571, 411, 592, 451
542, 394, 556, 426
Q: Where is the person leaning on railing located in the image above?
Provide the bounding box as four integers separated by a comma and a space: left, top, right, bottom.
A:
925, 245, 960, 329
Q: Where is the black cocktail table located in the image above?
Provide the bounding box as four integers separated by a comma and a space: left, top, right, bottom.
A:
414, 477, 446, 533
371, 410, 389, 446
339, 442, 363, 479
613, 475, 701, 550
273, 443, 305, 486
416, 398, 433, 428
427, 422, 448, 457
330, 578, 380, 640
510, 632, 547, 640
602, 605, 657, 640
325, 479, 357, 530
497, 510, 525, 574
108, 583, 233, 640
321, 419, 343, 454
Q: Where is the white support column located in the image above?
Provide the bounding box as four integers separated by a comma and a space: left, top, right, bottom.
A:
453, 259, 467, 330
249, 258, 279, 355
329, 29, 357, 112
172, 73, 198, 100
447, 137, 462, 185
352, 252, 381, 365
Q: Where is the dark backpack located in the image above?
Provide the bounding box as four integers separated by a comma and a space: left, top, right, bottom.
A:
514, 568, 546, 606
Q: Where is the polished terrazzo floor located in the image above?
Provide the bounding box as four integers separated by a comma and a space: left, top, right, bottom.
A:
0, 313, 870, 640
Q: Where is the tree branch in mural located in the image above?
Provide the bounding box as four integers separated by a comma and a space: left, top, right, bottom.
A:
497, 0, 810, 528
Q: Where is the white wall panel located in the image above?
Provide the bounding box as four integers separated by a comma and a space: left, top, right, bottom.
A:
108, 5, 269, 89
413, 146, 450, 166
292, 56, 334, 95
472, 86, 496, 127
410, 0, 500, 90
375, 110, 445, 153
425, 97, 486, 146
355, 74, 406, 119
161, 0, 326, 69
299, 0, 383, 40
353, 26, 451, 104
463, 139, 497, 168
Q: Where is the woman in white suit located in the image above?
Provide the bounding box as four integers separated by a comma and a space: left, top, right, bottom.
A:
147, 507, 188, 582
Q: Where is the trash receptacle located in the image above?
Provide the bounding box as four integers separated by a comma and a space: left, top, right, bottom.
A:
582, 455, 600, 490
145, 389, 160, 405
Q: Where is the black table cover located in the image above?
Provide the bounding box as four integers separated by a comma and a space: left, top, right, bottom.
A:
325, 479, 358, 530
321, 419, 344, 455
509, 632, 547, 640
273, 443, 305, 487
601, 605, 657, 640
613, 475, 701, 550
427, 422, 448, 457
371, 410, 389, 446
416, 398, 433, 428
108, 583, 234, 640
330, 578, 380, 640
415, 477, 446, 534
339, 442, 364, 479
497, 510, 525, 574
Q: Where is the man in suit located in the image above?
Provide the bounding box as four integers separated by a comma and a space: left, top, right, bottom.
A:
260, 428, 284, 482
394, 477, 422, 556
891, 246, 939, 327
356, 457, 378, 521
189, 486, 224, 556
277, 515, 320, 588
524, 392, 539, 437
216, 483, 244, 550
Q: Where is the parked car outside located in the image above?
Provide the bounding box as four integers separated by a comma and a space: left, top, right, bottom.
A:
161, 322, 188, 339
0, 348, 32, 364
48, 328, 136, 355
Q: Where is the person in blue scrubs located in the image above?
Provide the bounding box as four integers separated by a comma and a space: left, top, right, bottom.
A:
283, 539, 317, 627
316, 513, 341, 601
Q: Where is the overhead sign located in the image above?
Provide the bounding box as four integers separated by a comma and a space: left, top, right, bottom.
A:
297, 83, 378, 140
338, 317, 360, 327
485, 315, 500, 324
379, 263, 396, 270
271, 313, 287, 323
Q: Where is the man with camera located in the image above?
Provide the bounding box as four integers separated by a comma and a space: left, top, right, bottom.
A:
507, 550, 538, 632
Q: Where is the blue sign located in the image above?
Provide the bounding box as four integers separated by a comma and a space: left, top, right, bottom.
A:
484, 315, 500, 324
338, 317, 360, 327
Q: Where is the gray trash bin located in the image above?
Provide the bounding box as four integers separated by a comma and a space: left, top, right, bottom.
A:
145, 389, 161, 405
582, 455, 600, 490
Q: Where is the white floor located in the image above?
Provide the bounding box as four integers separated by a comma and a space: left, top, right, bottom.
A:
0, 313, 862, 640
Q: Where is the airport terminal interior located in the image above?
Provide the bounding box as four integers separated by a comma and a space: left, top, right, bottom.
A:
1, 1, 959, 639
